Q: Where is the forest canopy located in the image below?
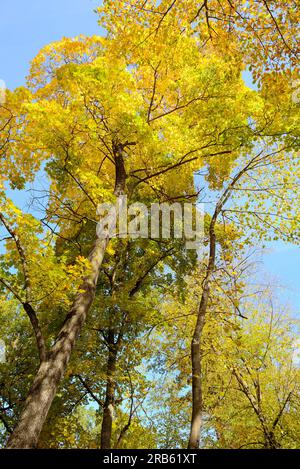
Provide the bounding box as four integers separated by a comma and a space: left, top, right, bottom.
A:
0, 0, 300, 450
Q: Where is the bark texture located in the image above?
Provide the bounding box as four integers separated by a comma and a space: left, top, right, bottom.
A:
188, 158, 253, 448
188, 210, 216, 449
6, 141, 128, 449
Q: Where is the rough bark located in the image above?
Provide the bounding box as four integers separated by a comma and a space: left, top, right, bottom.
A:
188, 211, 216, 449
6, 141, 128, 449
100, 330, 118, 449
187, 155, 258, 449
6, 237, 109, 448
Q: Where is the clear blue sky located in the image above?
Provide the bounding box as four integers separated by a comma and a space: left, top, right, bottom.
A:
0, 0, 101, 89
1, 0, 299, 312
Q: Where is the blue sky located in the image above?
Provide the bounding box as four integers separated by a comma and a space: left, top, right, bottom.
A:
1, 0, 299, 312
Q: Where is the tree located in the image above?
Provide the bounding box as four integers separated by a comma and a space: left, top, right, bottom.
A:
188, 139, 300, 447
205, 300, 300, 449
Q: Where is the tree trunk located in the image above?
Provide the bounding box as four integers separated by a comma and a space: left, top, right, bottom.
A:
100, 330, 118, 449
188, 212, 216, 449
6, 237, 109, 448
6, 140, 129, 449
187, 158, 260, 449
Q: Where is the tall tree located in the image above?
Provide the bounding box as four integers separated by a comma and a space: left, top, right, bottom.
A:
0, 1, 299, 449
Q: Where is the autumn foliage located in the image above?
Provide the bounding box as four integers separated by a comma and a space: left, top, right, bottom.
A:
0, 0, 300, 449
